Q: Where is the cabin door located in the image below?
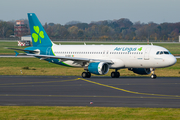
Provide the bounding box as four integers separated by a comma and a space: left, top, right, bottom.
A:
144, 48, 151, 60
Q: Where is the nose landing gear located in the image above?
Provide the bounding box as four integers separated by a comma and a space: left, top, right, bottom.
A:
151, 74, 157, 79
150, 68, 157, 79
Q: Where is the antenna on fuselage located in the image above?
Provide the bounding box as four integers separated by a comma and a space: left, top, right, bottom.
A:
151, 43, 153, 45
84, 42, 86, 45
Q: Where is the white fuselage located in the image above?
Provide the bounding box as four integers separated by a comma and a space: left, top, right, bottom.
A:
52, 44, 177, 69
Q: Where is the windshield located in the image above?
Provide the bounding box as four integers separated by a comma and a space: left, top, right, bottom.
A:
156, 51, 171, 55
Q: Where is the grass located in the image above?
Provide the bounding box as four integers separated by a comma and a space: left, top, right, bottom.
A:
0, 106, 180, 120
0, 57, 180, 77
0, 41, 26, 54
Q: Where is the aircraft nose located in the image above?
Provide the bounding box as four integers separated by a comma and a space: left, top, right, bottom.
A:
168, 56, 177, 66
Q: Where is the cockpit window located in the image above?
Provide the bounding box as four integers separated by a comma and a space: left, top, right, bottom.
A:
156, 51, 171, 55
164, 51, 169, 54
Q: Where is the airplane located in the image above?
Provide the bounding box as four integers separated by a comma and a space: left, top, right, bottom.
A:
8, 13, 177, 79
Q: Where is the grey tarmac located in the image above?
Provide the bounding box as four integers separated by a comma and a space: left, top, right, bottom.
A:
0, 75, 180, 108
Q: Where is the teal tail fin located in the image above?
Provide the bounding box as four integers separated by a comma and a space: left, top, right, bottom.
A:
27, 13, 53, 47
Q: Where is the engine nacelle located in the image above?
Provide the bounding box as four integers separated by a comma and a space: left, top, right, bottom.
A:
128, 68, 152, 75
88, 62, 109, 75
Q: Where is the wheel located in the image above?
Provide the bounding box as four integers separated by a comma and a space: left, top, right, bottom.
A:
115, 72, 120, 78
151, 74, 157, 79
111, 72, 120, 78
87, 72, 91, 78
82, 72, 87, 78
111, 72, 115, 78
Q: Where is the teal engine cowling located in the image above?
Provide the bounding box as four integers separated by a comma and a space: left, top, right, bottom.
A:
128, 68, 152, 75
88, 62, 109, 75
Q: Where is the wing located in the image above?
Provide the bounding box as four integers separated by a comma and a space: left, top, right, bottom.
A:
175, 56, 180, 58
27, 54, 113, 64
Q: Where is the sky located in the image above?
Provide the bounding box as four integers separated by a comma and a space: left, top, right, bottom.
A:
0, 0, 180, 25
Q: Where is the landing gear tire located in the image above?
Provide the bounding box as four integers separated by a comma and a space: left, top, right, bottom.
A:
111, 72, 115, 78
82, 72, 91, 78
111, 72, 120, 78
87, 72, 91, 78
82, 72, 87, 78
151, 74, 157, 79
116, 72, 120, 78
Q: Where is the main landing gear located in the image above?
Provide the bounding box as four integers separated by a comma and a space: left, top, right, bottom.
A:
150, 68, 157, 79
82, 72, 91, 78
111, 69, 120, 78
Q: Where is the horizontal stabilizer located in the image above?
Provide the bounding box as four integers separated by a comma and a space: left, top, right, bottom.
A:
7, 48, 38, 53
14, 51, 19, 57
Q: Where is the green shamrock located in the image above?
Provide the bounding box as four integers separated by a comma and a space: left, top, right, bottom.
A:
32, 26, 44, 43
138, 47, 142, 51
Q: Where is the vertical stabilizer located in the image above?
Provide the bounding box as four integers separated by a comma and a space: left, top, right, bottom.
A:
28, 13, 52, 47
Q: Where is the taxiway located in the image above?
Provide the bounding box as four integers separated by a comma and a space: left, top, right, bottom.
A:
0, 76, 180, 107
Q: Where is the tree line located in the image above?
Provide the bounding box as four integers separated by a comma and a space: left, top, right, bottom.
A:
0, 18, 180, 41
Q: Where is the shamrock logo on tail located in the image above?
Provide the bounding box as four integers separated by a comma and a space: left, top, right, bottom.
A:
32, 26, 44, 44
138, 47, 142, 51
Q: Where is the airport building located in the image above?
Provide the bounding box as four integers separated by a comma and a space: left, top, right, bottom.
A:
14, 20, 28, 37
21, 35, 32, 42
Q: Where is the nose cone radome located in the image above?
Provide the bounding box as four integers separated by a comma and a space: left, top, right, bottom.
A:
167, 55, 177, 66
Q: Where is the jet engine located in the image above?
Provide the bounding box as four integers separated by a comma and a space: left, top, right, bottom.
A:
88, 62, 109, 75
128, 68, 152, 75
